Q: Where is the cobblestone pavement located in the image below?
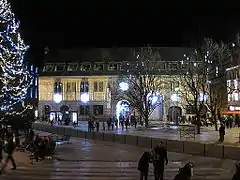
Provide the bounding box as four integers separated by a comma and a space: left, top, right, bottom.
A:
46, 121, 240, 147
1, 135, 237, 180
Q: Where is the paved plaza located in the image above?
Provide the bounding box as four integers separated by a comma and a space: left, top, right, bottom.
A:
1, 133, 237, 180
50, 121, 240, 147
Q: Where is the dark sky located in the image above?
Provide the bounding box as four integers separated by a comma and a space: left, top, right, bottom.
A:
9, 1, 240, 65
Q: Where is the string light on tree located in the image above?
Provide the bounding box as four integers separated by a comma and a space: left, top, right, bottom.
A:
0, 0, 32, 116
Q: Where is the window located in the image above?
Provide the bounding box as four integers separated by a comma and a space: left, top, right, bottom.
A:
81, 63, 91, 71
39, 80, 53, 101
35, 89, 38, 98
79, 106, 90, 115
80, 80, 89, 92
169, 63, 178, 70
108, 62, 118, 71
93, 63, 104, 71
93, 105, 103, 115
67, 82, 76, 92
65, 82, 76, 100
93, 81, 104, 92
99, 82, 103, 92
54, 64, 66, 72
94, 82, 98, 92
67, 63, 78, 71
43, 64, 54, 72
54, 82, 62, 94
35, 78, 38, 86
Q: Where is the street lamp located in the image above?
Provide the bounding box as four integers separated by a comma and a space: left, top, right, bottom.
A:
53, 93, 62, 103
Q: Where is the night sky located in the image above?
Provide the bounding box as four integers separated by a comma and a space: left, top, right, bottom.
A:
9, 1, 240, 65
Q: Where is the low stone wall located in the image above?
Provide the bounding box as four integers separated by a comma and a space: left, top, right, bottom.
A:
33, 123, 240, 160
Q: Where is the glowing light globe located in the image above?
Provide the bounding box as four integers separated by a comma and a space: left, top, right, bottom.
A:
81, 93, 89, 103
53, 93, 62, 103
119, 82, 129, 91
152, 96, 158, 104
170, 94, 179, 102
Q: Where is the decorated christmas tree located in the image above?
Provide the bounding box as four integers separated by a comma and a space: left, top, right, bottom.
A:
0, 0, 32, 117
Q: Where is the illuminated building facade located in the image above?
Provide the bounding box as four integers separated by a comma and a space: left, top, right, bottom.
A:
25, 65, 38, 110
226, 65, 240, 113
38, 47, 194, 122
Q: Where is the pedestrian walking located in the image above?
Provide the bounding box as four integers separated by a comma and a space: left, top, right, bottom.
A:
219, 123, 225, 142
96, 121, 99, 132
102, 122, 105, 131
0, 135, 16, 175
151, 142, 168, 180
138, 151, 151, 180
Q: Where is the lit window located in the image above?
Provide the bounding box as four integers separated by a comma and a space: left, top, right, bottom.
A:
216, 66, 219, 76
234, 80, 238, 89
54, 64, 66, 71
228, 94, 231, 102
43, 64, 54, 72
234, 91, 239, 101
67, 63, 78, 71
108, 62, 118, 71
80, 63, 91, 71
80, 80, 89, 92
93, 63, 104, 71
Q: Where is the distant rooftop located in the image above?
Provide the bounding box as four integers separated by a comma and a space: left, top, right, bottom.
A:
44, 47, 194, 63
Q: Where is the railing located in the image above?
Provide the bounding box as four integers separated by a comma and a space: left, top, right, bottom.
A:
179, 126, 196, 140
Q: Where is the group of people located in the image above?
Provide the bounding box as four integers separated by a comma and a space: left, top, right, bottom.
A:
221, 115, 240, 128
87, 114, 140, 132
138, 142, 240, 180
138, 142, 169, 180
138, 142, 194, 180
22, 130, 56, 163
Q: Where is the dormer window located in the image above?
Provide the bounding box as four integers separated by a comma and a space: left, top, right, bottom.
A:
108, 62, 118, 71
80, 63, 91, 71
93, 63, 104, 71
54, 63, 66, 72
67, 63, 78, 71
43, 64, 54, 72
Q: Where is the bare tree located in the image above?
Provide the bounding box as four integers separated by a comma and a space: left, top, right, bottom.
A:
180, 56, 207, 134
180, 38, 230, 134
112, 46, 163, 128
204, 40, 231, 131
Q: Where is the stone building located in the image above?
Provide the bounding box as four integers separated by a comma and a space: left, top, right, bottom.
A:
38, 47, 194, 123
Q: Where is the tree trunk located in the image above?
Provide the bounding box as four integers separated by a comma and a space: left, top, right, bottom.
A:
214, 114, 218, 131
196, 116, 201, 134
144, 115, 149, 128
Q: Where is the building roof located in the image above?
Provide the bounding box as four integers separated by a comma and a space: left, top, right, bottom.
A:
44, 47, 194, 63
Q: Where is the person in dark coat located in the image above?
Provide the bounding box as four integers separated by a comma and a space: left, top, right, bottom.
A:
151, 142, 168, 180
219, 123, 225, 142
232, 161, 240, 180
138, 151, 151, 180
0, 135, 16, 174
174, 161, 193, 180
